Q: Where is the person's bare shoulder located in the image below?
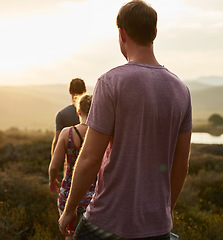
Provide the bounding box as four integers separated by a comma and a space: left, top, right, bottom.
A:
58, 127, 71, 142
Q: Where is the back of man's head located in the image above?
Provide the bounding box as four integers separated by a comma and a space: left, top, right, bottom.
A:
116, 0, 157, 45
69, 78, 86, 95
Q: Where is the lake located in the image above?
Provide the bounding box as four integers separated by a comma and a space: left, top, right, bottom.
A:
191, 132, 223, 144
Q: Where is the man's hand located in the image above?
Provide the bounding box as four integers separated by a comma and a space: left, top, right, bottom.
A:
49, 179, 60, 193
58, 210, 77, 236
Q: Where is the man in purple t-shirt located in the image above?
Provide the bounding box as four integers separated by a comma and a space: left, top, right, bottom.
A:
58, 1, 192, 239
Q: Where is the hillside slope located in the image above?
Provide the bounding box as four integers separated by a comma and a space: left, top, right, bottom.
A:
0, 85, 94, 130
189, 86, 223, 120
0, 83, 222, 130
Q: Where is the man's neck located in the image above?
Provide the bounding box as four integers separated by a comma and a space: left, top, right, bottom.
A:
126, 42, 160, 66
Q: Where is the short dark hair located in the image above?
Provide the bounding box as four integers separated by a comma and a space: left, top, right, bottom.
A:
116, 0, 157, 45
69, 78, 86, 95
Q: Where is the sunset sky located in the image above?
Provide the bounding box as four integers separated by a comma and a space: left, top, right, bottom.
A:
0, 0, 222, 87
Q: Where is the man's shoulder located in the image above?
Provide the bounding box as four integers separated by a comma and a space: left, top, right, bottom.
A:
101, 62, 168, 80
56, 104, 76, 118
55, 104, 79, 130
97, 63, 136, 87
59, 104, 76, 113
100, 64, 128, 78
98, 63, 189, 93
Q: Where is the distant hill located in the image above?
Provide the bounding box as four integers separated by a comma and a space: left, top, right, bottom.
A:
185, 76, 223, 88
189, 86, 223, 121
0, 77, 222, 130
196, 76, 223, 86
0, 85, 94, 131
184, 81, 210, 91
183, 76, 223, 121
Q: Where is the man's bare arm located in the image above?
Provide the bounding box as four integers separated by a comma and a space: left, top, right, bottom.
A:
171, 131, 191, 212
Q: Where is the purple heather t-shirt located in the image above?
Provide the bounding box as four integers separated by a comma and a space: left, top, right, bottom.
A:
86, 62, 192, 238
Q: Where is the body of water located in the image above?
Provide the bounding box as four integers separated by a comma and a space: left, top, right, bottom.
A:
191, 132, 223, 144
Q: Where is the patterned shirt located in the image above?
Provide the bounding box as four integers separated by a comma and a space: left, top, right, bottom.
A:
58, 126, 96, 213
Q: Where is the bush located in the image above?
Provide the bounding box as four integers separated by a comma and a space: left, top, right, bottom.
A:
208, 113, 223, 126
173, 211, 223, 240
0, 166, 63, 240
172, 144, 223, 239
0, 202, 28, 240
0, 130, 223, 239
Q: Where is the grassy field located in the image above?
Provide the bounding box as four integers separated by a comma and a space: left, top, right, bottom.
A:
0, 129, 223, 239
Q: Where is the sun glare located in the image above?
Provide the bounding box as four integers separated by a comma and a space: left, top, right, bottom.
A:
0, 0, 184, 73
0, 14, 86, 72
0, 0, 222, 85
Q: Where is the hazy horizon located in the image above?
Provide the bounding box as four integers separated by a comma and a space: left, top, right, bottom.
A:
0, 75, 222, 87
0, 81, 223, 131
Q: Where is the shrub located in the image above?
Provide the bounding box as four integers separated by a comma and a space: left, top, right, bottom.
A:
172, 211, 223, 240
208, 113, 223, 126
0, 167, 63, 240
0, 202, 28, 240
1, 130, 223, 240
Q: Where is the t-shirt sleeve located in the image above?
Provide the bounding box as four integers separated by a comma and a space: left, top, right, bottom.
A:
86, 78, 115, 135
55, 112, 64, 131
179, 87, 193, 132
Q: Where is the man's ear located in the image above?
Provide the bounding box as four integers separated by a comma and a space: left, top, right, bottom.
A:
119, 28, 126, 43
